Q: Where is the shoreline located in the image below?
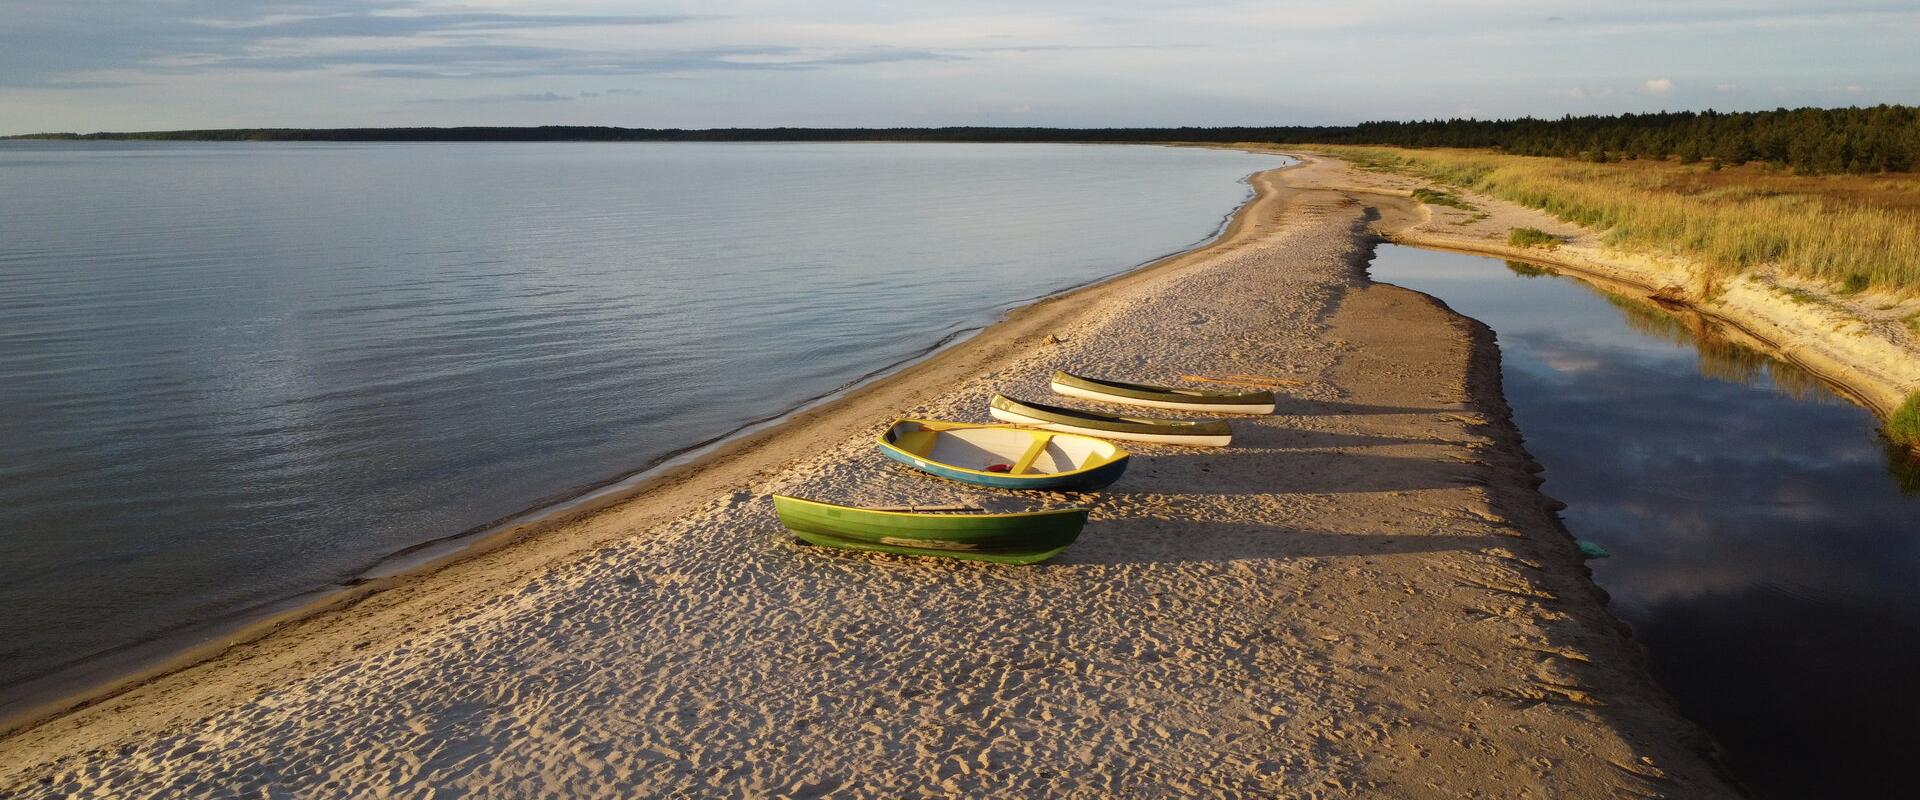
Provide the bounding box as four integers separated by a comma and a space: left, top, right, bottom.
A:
1, 154, 1738, 796
1256, 147, 1920, 424
0, 156, 1287, 737
0, 149, 1273, 733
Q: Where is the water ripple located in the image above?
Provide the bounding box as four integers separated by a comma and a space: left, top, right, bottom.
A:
0, 140, 1280, 689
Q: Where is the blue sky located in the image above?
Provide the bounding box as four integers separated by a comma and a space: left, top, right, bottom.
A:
2, 1, 1916, 134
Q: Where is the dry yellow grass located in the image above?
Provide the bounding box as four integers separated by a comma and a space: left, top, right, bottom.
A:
1306, 146, 1920, 295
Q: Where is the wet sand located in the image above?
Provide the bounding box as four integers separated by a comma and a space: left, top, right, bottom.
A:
0, 157, 1738, 797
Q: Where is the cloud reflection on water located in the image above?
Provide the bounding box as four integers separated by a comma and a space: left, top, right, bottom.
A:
1370, 245, 1920, 799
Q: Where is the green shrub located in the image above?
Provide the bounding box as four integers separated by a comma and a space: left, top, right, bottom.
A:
1509, 227, 1561, 249
1780, 287, 1821, 305
1411, 188, 1476, 210
1840, 273, 1871, 294
1889, 393, 1920, 449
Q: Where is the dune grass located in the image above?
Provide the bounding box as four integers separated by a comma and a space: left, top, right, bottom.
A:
1508, 227, 1560, 250
1308, 146, 1920, 295
1410, 187, 1475, 210
1889, 394, 1920, 449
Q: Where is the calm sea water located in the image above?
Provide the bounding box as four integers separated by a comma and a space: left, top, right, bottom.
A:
1370, 245, 1920, 799
0, 141, 1284, 692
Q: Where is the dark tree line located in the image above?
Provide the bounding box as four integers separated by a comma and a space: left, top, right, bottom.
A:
1307, 106, 1920, 174
10, 125, 1341, 144
13, 106, 1916, 174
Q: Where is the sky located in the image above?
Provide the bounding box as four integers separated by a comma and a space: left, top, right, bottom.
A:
2, 1, 1917, 134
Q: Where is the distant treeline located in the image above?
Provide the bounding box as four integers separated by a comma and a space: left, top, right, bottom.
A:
9, 125, 1339, 144
1305, 106, 1920, 174
12, 105, 1917, 174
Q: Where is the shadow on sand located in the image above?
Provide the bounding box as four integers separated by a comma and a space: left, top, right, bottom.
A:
1270, 396, 1444, 416
1060, 521, 1494, 566
1113, 445, 1475, 495
1240, 428, 1433, 450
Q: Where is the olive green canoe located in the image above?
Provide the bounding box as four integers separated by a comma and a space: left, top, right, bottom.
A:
772, 495, 1089, 564
989, 394, 1233, 447
1051, 370, 1275, 414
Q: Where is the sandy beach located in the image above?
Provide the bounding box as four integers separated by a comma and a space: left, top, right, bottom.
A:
0, 157, 1740, 797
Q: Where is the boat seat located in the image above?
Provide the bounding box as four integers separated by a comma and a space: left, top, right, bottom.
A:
1008, 434, 1054, 474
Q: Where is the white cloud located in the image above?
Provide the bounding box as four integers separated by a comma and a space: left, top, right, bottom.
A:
4, 1, 1920, 132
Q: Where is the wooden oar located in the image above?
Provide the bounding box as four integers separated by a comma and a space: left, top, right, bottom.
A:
868, 504, 985, 513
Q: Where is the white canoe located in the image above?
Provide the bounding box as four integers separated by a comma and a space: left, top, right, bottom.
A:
1050, 370, 1276, 414
989, 394, 1232, 447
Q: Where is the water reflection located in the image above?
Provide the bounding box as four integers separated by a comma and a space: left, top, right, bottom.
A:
1503, 259, 1554, 279
0, 141, 1284, 694
1887, 444, 1920, 497
1598, 291, 1844, 403
1372, 245, 1920, 800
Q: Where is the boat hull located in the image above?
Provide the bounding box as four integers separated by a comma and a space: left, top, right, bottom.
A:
876, 420, 1129, 492
1051, 370, 1275, 414
772, 495, 1088, 565
989, 395, 1233, 447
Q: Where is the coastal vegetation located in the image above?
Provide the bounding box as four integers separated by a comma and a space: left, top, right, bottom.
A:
1315, 145, 1920, 294
1507, 227, 1561, 250
1410, 187, 1474, 209
1297, 106, 1920, 175
1890, 394, 1920, 449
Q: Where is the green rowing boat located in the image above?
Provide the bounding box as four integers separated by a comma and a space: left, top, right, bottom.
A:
772, 495, 1089, 564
